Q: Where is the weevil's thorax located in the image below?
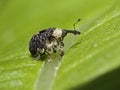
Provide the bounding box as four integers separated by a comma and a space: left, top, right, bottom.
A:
52, 28, 68, 41
52, 28, 63, 39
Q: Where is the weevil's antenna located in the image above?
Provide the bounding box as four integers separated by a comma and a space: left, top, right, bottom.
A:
73, 19, 81, 30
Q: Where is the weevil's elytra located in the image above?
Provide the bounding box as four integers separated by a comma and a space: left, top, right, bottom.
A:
29, 19, 81, 60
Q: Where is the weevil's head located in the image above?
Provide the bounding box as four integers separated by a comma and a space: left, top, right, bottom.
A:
52, 28, 66, 39
61, 30, 67, 38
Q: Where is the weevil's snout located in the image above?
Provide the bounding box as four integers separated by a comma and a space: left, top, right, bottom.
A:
64, 30, 81, 35
73, 30, 81, 35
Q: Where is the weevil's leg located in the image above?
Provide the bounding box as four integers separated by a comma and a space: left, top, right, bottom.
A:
45, 50, 51, 60
32, 51, 41, 60
45, 50, 51, 56
35, 54, 41, 60
48, 46, 55, 53
34, 48, 44, 60
59, 41, 64, 57
52, 39, 59, 53
53, 48, 57, 53
45, 50, 50, 55
53, 43, 58, 53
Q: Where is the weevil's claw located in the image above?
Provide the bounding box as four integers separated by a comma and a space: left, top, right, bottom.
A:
35, 56, 41, 60
60, 52, 64, 57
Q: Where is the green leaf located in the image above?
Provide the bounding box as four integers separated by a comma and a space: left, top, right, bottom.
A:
53, 1, 120, 90
0, 0, 120, 90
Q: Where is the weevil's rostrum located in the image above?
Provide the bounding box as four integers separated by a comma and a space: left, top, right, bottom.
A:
29, 19, 81, 60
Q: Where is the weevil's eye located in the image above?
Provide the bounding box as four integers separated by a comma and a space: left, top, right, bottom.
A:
62, 30, 67, 37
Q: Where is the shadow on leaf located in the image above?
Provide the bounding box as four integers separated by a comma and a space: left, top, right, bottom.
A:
71, 67, 120, 90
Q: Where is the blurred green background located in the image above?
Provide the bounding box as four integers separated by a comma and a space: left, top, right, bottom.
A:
0, 0, 115, 59
0, 0, 120, 90
0, 0, 114, 49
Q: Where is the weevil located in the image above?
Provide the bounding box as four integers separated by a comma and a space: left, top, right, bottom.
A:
29, 19, 81, 60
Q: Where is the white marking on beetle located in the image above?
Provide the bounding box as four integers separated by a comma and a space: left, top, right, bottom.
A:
52, 28, 62, 38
